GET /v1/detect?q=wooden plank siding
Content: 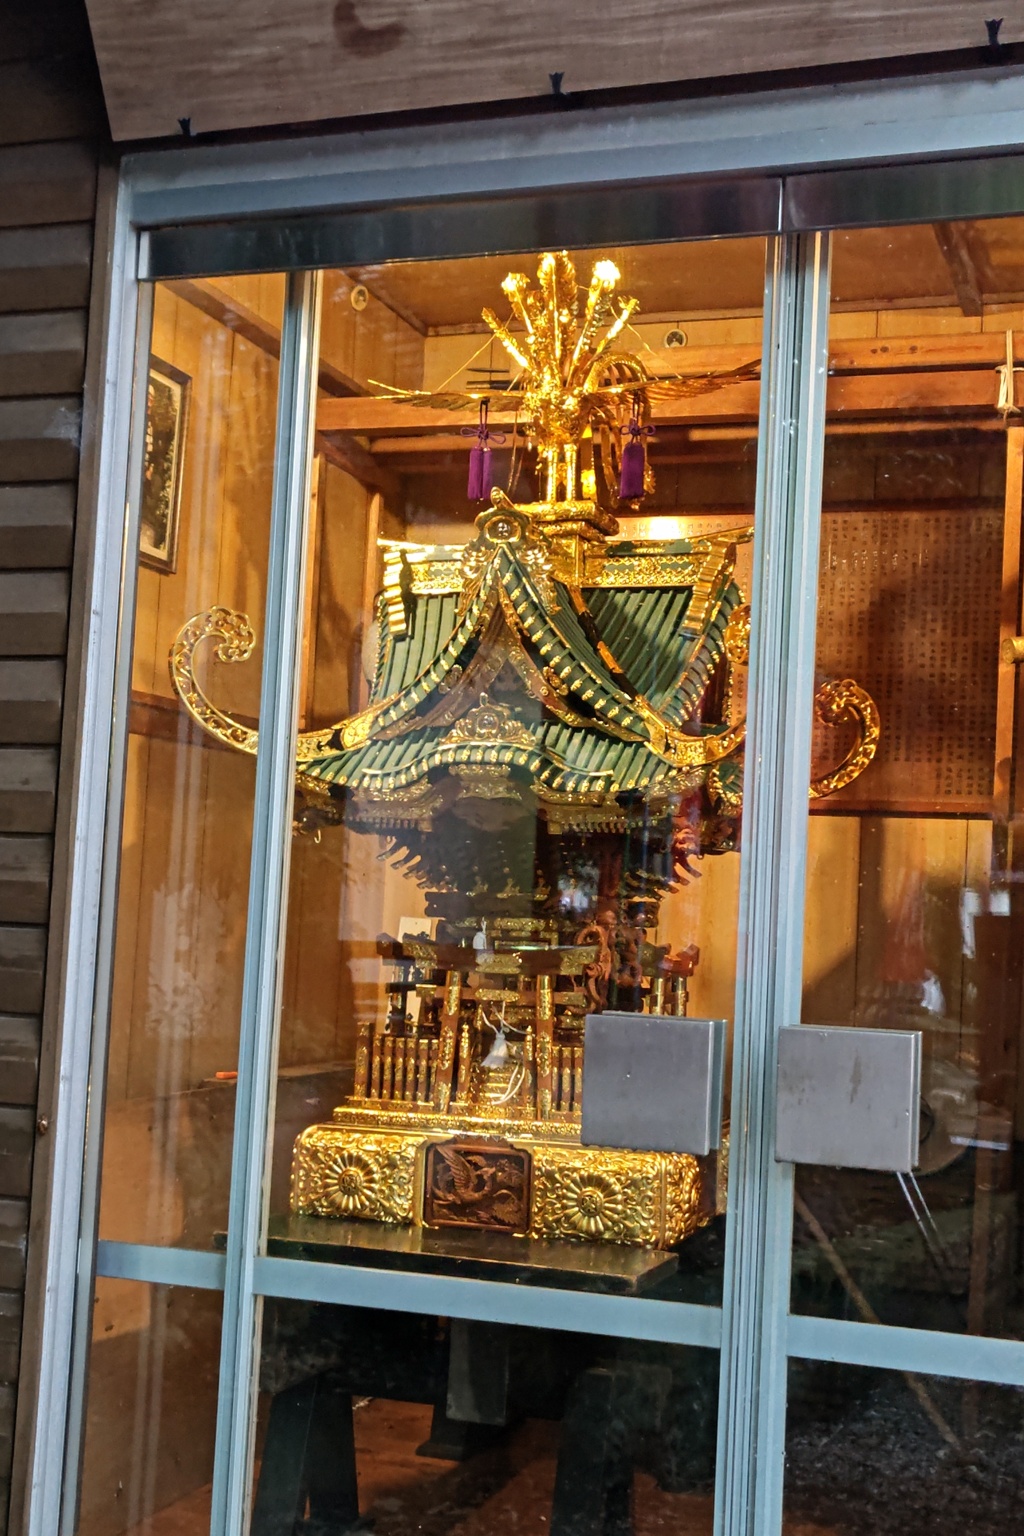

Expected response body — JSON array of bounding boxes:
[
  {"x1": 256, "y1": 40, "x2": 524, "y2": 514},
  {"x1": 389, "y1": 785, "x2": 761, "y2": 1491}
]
[
  {"x1": 0, "y1": 2, "x2": 106, "y2": 1531},
  {"x1": 80, "y1": 0, "x2": 1024, "y2": 142}
]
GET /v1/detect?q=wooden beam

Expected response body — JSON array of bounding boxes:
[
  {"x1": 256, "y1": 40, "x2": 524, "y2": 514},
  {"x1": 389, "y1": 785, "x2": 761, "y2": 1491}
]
[
  {"x1": 319, "y1": 369, "x2": 1008, "y2": 437},
  {"x1": 423, "y1": 334, "x2": 1019, "y2": 389},
  {"x1": 316, "y1": 430, "x2": 402, "y2": 498},
  {"x1": 83, "y1": 0, "x2": 1024, "y2": 143},
  {"x1": 163, "y1": 278, "x2": 364, "y2": 397},
  {"x1": 646, "y1": 332, "x2": 1020, "y2": 374},
  {"x1": 318, "y1": 384, "x2": 762, "y2": 434},
  {"x1": 684, "y1": 418, "x2": 1007, "y2": 439},
  {"x1": 932, "y1": 223, "x2": 984, "y2": 318}
]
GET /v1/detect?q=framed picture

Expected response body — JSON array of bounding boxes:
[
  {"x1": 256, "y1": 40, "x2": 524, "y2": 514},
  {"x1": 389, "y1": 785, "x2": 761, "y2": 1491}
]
[{"x1": 140, "y1": 357, "x2": 190, "y2": 573}]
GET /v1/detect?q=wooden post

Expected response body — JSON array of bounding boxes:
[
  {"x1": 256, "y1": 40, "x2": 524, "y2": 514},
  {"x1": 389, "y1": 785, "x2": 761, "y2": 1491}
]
[
  {"x1": 416, "y1": 1038, "x2": 430, "y2": 1104},
  {"x1": 368, "y1": 1026, "x2": 383, "y2": 1100},
  {"x1": 994, "y1": 424, "x2": 1024, "y2": 825},
  {"x1": 354, "y1": 1020, "x2": 372, "y2": 1098},
  {"x1": 433, "y1": 971, "x2": 461, "y2": 1112},
  {"x1": 455, "y1": 1021, "x2": 472, "y2": 1102},
  {"x1": 535, "y1": 973, "x2": 555, "y2": 1120},
  {"x1": 559, "y1": 1048, "x2": 572, "y2": 1115},
  {"x1": 381, "y1": 1035, "x2": 394, "y2": 1102}
]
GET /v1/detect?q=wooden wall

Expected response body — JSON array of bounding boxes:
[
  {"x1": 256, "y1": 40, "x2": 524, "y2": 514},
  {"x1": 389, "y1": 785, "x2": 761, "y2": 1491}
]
[{"x1": 0, "y1": 2, "x2": 105, "y2": 1530}]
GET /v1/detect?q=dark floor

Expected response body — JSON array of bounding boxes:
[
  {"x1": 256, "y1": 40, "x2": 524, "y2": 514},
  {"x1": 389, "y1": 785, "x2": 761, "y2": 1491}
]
[{"x1": 126, "y1": 1396, "x2": 836, "y2": 1536}]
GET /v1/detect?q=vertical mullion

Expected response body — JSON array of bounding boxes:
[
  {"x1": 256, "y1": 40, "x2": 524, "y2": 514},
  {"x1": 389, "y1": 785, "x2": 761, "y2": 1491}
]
[
  {"x1": 48, "y1": 209, "x2": 149, "y2": 1536},
  {"x1": 209, "y1": 268, "x2": 322, "y2": 1536},
  {"x1": 714, "y1": 231, "x2": 831, "y2": 1536}
]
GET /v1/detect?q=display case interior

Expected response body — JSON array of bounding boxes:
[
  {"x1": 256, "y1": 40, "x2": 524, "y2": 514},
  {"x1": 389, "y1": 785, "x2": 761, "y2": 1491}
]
[{"x1": 81, "y1": 219, "x2": 1024, "y2": 1536}]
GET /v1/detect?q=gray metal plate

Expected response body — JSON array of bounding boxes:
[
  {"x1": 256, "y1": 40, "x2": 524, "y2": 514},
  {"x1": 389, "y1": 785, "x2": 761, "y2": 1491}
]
[
  {"x1": 775, "y1": 1025, "x2": 922, "y2": 1172},
  {"x1": 581, "y1": 1013, "x2": 725, "y2": 1156}
]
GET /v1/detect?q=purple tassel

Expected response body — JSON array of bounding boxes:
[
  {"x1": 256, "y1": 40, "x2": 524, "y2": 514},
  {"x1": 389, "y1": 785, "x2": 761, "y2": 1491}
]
[
  {"x1": 468, "y1": 444, "x2": 494, "y2": 501},
  {"x1": 619, "y1": 394, "x2": 652, "y2": 501},
  {"x1": 619, "y1": 439, "x2": 645, "y2": 500},
  {"x1": 462, "y1": 401, "x2": 505, "y2": 501}
]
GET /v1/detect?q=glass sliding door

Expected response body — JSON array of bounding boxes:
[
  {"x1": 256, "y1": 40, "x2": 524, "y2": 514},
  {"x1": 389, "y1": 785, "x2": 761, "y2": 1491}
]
[
  {"x1": 82, "y1": 175, "x2": 1024, "y2": 1536},
  {"x1": 794, "y1": 218, "x2": 1024, "y2": 1343},
  {"x1": 86, "y1": 228, "x2": 813, "y2": 1536},
  {"x1": 784, "y1": 215, "x2": 1024, "y2": 1529},
  {"x1": 240, "y1": 238, "x2": 780, "y2": 1534},
  {"x1": 77, "y1": 273, "x2": 288, "y2": 1535}
]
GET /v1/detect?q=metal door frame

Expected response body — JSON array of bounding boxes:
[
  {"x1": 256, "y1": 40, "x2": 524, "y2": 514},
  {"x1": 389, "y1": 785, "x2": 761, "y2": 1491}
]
[{"x1": 27, "y1": 56, "x2": 1024, "y2": 1536}]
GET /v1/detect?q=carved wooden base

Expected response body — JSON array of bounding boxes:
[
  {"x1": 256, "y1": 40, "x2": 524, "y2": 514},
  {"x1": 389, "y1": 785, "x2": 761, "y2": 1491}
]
[{"x1": 291, "y1": 1109, "x2": 716, "y2": 1248}]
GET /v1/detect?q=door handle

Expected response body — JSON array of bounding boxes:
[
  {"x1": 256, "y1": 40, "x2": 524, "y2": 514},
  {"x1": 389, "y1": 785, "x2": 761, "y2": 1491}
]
[
  {"x1": 775, "y1": 1025, "x2": 922, "y2": 1172},
  {"x1": 582, "y1": 1013, "x2": 726, "y2": 1156}
]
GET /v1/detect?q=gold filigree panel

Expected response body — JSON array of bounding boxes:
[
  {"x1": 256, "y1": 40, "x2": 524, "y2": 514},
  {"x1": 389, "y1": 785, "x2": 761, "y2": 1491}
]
[{"x1": 292, "y1": 1126, "x2": 417, "y2": 1222}]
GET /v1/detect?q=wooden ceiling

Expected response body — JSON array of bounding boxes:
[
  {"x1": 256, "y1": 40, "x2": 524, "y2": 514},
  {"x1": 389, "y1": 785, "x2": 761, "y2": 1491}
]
[
  {"x1": 346, "y1": 221, "x2": 1024, "y2": 332},
  {"x1": 83, "y1": 0, "x2": 1024, "y2": 141}
]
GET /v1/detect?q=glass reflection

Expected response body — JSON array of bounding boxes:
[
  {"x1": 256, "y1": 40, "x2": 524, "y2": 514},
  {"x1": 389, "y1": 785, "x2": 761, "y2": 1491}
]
[
  {"x1": 98, "y1": 276, "x2": 282, "y2": 1247},
  {"x1": 250, "y1": 1302, "x2": 718, "y2": 1536},
  {"x1": 796, "y1": 218, "x2": 1024, "y2": 1342},
  {"x1": 77, "y1": 1282, "x2": 221, "y2": 1536},
  {"x1": 785, "y1": 1362, "x2": 1024, "y2": 1536},
  {"x1": 244, "y1": 241, "x2": 772, "y2": 1298}
]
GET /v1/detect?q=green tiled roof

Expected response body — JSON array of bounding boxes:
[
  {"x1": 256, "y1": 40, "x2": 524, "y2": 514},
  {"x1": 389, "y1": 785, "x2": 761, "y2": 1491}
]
[{"x1": 302, "y1": 530, "x2": 742, "y2": 801}]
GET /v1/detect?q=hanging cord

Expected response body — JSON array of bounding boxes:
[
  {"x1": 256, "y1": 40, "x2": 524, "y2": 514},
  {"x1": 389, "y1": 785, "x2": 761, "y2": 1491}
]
[{"x1": 460, "y1": 399, "x2": 507, "y2": 501}]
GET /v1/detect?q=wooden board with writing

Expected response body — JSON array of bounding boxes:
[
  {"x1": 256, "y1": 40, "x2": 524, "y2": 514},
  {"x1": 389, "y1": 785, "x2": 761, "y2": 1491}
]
[{"x1": 813, "y1": 509, "x2": 1004, "y2": 814}]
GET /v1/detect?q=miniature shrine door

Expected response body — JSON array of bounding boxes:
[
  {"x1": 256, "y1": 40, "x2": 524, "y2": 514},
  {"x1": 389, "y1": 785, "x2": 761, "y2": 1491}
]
[{"x1": 48, "y1": 163, "x2": 1024, "y2": 1536}]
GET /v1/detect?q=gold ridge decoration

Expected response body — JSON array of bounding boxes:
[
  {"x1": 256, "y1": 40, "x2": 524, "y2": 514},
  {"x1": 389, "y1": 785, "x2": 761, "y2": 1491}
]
[
  {"x1": 378, "y1": 251, "x2": 760, "y2": 509},
  {"x1": 168, "y1": 607, "x2": 260, "y2": 755},
  {"x1": 723, "y1": 603, "x2": 751, "y2": 668},
  {"x1": 533, "y1": 1145, "x2": 663, "y2": 1245},
  {"x1": 439, "y1": 693, "x2": 535, "y2": 751},
  {"x1": 291, "y1": 1121, "x2": 709, "y2": 1249},
  {"x1": 809, "y1": 677, "x2": 881, "y2": 799},
  {"x1": 292, "y1": 1126, "x2": 417, "y2": 1223}
]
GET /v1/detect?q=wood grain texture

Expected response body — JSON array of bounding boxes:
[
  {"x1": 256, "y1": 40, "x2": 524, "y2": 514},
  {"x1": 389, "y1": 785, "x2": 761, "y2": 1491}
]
[
  {"x1": 0, "y1": 752, "x2": 57, "y2": 834},
  {"x1": 0, "y1": 397, "x2": 81, "y2": 482},
  {"x1": 0, "y1": 1018, "x2": 40, "y2": 1107},
  {"x1": 0, "y1": 839, "x2": 51, "y2": 925},
  {"x1": 0, "y1": 1110, "x2": 33, "y2": 1201},
  {"x1": 0, "y1": 572, "x2": 69, "y2": 655},
  {"x1": 0, "y1": 1201, "x2": 26, "y2": 1291},
  {"x1": 0, "y1": 486, "x2": 75, "y2": 570},
  {"x1": 0, "y1": 4, "x2": 103, "y2": 1524},
  {"x1": 317, "y1": 368, "x2": 1010, "y2": 438},
  {"x1": 0, "y1": 141, "x2": 96, "y2": 227},
  {"x1": 0, "y1": 224, "x2": 92, "y2": 314},
  {"x1": 81, "y1": 0, "x2": 1024, "y2": 141},
  {"x1": 0, "y1": 313, "x2": 86, "y2": 399},
  {"x1": 0, "y1": 1291, "x2": 21, "y2": 1384},
  {"x1": 0, "y1": 661, "x2": 64, "y2": 744},
  {"x1": 0, "y1": 927, "x2": 45, "y2": 1016}
]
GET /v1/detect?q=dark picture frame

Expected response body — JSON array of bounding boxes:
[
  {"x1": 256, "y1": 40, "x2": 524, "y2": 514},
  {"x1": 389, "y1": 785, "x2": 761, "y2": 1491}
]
[{"x1": 140, "y1": 357, "x2": 190, "y2": 573}]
